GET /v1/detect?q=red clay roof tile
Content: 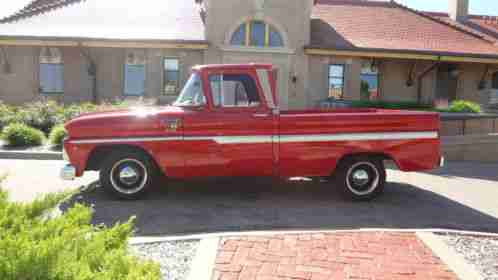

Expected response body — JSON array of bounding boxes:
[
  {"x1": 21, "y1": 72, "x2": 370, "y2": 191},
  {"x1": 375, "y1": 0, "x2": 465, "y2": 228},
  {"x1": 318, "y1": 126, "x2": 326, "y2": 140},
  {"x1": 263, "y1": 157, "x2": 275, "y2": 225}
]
[{"x1": 311, "y1": 0, "x2": 498, "y2": 57}]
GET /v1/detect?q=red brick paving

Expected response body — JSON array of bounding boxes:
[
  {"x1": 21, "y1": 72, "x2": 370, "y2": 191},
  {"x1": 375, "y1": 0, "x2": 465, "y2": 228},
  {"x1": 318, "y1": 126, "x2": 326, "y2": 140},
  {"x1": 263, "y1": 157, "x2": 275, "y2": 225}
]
[{"x1": 211, "y1": 232, "x2": 458, "y2": 280}]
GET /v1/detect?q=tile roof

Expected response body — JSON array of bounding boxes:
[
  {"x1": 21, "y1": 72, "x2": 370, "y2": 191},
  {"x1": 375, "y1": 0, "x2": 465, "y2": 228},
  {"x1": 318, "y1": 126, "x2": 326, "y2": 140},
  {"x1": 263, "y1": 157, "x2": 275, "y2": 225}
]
[
  {"x1": 310, "y1": 0, "x2": 498, "y2": 58},
  {"x1": 0, "y1": 0, "x2": 206, "y2": 42},
  {"x1": 0, "y1": 0, "x2": 82, "y2": 23},
  {"x1": 426, "y1": 12, "x2": 498, "y2": 43}
]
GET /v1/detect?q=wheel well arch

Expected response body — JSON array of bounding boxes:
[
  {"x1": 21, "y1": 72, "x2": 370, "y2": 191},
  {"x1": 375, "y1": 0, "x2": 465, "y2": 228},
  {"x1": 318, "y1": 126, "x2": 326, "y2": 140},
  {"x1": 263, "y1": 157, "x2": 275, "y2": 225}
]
[
  {"x1": 85, "y1": 144, "x2": 161, "y2": 173},
  {"x1": 336, "y1": 152, "x2": 397, "y2": 167}
]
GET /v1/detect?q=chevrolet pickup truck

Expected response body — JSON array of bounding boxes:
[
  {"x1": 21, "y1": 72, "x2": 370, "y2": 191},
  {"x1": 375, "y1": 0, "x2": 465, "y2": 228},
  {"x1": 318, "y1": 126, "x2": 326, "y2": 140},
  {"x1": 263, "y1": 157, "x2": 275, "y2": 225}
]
[{"x1": 61, "y1": 64, "x2": 442, "y2": 201}]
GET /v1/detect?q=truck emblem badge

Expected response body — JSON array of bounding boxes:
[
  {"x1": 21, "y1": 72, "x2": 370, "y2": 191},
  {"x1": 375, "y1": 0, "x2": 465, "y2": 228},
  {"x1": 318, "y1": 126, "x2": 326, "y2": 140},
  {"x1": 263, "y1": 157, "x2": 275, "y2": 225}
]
[{"x1": 163, "y1": 119, "x2": 182, "y2": 132}]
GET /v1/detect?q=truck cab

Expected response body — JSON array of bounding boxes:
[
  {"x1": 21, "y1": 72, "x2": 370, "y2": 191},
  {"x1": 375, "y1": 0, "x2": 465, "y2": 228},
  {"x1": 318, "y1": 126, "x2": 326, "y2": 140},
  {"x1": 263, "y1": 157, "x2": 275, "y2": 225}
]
[{"x1": 62, "y1": 64, "x2": 442, "y2": 201}]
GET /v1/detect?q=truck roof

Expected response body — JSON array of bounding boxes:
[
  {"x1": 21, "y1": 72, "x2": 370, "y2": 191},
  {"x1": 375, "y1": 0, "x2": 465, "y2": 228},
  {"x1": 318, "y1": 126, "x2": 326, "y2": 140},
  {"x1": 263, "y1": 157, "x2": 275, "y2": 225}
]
[{"x1": 192, "y1": 63, "x2": 273, "y2": 71}]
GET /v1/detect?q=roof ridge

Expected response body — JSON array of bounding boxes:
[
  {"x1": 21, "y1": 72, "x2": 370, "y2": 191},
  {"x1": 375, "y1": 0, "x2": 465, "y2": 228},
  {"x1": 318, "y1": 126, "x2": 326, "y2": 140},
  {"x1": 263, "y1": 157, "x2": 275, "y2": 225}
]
[
  {"x1": 391, "y1": 0, "x2": 497, "y2": 44},
  {"x1": 0, "y1": 0, "x2": 84, "y2": 24}
]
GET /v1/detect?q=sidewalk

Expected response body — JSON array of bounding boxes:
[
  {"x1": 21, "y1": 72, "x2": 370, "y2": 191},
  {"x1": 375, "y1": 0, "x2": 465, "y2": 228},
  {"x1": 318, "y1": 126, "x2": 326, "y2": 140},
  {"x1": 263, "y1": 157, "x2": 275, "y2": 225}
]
[{"x1": 210, "y1": 232, "x2": 457, "y2": 280}]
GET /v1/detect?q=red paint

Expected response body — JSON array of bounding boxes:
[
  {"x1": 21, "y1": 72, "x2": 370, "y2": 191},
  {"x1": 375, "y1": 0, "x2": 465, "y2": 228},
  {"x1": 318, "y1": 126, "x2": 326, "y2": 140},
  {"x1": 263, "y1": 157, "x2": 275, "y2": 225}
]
[{"x1": 64, "y1": 64, "x2": 441, "y2": 179}]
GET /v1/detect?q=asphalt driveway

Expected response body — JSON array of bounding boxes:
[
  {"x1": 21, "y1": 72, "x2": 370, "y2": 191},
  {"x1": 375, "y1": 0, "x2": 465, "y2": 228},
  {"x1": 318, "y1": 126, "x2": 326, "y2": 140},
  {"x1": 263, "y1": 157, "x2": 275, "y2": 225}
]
[{"x1": 1, "y1": 159, "x2": 497, "y2": 236}]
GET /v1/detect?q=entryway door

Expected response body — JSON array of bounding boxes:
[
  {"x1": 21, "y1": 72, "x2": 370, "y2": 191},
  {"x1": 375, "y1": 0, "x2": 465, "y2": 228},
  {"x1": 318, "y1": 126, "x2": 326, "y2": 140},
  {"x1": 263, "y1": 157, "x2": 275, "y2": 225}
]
[{"x1": 436, "y1": 64, "x2": 458, "y2": 107}]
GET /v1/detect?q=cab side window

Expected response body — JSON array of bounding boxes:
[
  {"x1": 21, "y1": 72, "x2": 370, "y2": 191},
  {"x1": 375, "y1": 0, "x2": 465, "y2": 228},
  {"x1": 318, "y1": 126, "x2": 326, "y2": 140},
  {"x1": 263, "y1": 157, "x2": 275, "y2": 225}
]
[{"x1": 209, "y1": 74, "x2": 261, "y2": 108}]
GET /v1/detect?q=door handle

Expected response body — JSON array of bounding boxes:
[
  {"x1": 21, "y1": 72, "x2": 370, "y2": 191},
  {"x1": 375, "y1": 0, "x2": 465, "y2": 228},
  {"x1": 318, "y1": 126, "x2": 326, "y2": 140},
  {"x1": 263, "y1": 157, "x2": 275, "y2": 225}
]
[{"x1": 253, "y1": 113, "x2": 270, "y2": 118}]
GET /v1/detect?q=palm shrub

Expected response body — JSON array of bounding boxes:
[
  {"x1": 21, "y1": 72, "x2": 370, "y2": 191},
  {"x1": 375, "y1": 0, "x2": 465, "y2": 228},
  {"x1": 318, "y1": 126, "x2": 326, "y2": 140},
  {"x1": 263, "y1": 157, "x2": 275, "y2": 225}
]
[
  {"x1": 2, "y1": 123, "x2": 45, "y2": 147},
  {"x1": 49, "y1": 124, "x2": 67, "y2": 146},
  {"x1": 0, "y1": 187, "x2": 161, "y2": 280}
]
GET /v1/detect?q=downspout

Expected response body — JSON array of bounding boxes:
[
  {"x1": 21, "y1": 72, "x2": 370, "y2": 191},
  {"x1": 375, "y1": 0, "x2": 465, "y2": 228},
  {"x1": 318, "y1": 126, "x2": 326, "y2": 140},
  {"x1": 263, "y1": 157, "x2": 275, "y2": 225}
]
[{"x1": 417, "y1": 59, "x2": 440, "y2": 104}]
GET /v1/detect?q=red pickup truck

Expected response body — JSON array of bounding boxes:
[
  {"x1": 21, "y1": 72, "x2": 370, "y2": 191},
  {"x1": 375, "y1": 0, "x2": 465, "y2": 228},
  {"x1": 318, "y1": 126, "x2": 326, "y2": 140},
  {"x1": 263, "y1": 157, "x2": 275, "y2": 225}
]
[{"x1": 61, "y1": 64, "x2": 442, "y2": 201}]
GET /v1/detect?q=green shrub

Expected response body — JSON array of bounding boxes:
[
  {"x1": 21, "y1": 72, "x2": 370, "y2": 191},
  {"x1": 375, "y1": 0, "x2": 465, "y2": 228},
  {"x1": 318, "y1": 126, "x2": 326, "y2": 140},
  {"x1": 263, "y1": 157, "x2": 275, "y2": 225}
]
[
  {"x1": 0, "y1": 102, "x2": 20, "y2": 132},
  {"x1": 448, "y1": 100, "x2": 481, "y2": 113},
  {"x1": 2, "y1": 123, "x2": 45, "y2": 147},
  {"x1": 15, "y1": 101, "x2": 61, "y2": 134},
  {"x1": 0, "y1": 187, "x2": 160, "y2": 280},
  {"x1": 49, "y1": 125, "x2": 67, "y2": 146}
]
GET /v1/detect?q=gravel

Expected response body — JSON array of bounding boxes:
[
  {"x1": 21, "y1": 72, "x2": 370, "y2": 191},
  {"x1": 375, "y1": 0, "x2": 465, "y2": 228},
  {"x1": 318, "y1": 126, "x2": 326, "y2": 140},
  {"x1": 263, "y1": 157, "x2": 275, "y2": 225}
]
[
  {"x1": 130, "y1": 240, "x2": 199, "y2": 280},
  {"x1": 439, "y1": 233, "x2": 498, "y2": 280}
]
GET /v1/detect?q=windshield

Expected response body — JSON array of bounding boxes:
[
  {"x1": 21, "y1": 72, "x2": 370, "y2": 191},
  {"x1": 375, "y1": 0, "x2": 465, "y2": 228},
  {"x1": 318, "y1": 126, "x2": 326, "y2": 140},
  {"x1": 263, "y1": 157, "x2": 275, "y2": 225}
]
[{"x1": 173, "y1": 73, "x2": 206, "y2": 107}]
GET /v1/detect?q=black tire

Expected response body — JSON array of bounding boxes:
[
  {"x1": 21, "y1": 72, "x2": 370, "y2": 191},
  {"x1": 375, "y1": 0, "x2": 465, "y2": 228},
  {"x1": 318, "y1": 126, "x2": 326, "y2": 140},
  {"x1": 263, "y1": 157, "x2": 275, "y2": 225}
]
[
  {"x1": 334, "y1": 156, "x2": 386, "y2": 201},
  {"x1": 99, "y1": 150, "x2": 158, "y2": 200}
]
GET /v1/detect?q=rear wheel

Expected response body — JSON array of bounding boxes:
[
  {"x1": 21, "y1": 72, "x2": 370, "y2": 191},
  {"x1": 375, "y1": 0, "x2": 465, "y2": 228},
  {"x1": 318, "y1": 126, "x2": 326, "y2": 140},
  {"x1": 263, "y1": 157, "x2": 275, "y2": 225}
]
[
  {"x1": 100, "y1": 150, "x2": 158, "y2": 200},
  {"x1": 335, "y1": 156, "x2": 386, "y2": 201}
]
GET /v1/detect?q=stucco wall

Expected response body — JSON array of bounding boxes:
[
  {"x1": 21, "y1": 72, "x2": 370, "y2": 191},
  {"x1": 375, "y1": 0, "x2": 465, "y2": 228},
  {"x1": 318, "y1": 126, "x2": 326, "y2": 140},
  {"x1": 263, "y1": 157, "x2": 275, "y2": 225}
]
[
  {"x1": 0, "y1": 46, "x2": 204, "y2": 105},
  {"x1": 203, "y1": 0, "x2": 313, "y2": 109},
  {"x1": 0, "y1": 46, "x2": 38, "y2": 104}
]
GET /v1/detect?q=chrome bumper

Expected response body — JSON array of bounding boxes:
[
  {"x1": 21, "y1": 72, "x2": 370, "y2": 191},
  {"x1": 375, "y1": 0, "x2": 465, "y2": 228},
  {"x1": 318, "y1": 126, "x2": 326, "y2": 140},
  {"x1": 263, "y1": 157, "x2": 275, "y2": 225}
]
[{"x1": 60, "y1": 164, "x2": 76, "y2": 181}]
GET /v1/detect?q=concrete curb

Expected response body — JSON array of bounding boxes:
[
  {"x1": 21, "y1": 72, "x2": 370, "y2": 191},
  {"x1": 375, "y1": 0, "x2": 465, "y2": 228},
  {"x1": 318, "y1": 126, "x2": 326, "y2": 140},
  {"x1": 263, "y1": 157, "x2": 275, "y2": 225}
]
[
  {"x1": 417, "y1": 232, "x2": 483, "y2": 280},
  {"x1": 128, "y1": 228, "x2": 498, "y2": 244},
  {"x1": 0, "y1": 150, "x2": 62, "y2": 160},
  {"x1": 187, "y1": 237, "x2": 219, "y2": 280}
]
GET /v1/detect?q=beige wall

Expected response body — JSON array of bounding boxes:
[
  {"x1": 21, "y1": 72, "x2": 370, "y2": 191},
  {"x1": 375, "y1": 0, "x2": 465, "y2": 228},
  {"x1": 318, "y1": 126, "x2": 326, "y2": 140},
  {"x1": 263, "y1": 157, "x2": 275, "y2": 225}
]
[
  {"x1": 203, "y1": 0, "x2": 314, "y2": 109},
  {"x1": 0, "y1": 46, "x2": 39, "y2": 104},
  {"x1": 0, "y1": 46, "x2": 204, "y2": 105},
  {"x1": 306, "y1": 55, "x2": 495, "y2": 107}
]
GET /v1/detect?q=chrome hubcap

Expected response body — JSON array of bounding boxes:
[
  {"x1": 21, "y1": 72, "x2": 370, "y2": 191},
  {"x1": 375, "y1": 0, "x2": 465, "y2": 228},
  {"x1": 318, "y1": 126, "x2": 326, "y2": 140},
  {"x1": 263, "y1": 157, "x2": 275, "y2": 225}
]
[
  {"x1": 119, "y1": 166, "x2": 140, "y2": 186},
  {"x1": 346, "y1": 162, "x2": 380, "y2": 196},
  {"x1": 351, "y1": 169, "x2": 369, "y2": 186},
  {"x1": 110, "y1": 159, "x2": 148, "y2": 195}
]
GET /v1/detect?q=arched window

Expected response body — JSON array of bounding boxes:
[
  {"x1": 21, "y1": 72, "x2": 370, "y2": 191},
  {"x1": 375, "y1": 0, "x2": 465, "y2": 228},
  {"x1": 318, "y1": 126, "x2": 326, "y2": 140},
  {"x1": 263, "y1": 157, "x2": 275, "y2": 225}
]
[
  {"x1": 39, "y1": 47, "x2": 64, "y2": 94},
  {"x1": 230, "y1": 20, "x2": 284, "y2": 47}
]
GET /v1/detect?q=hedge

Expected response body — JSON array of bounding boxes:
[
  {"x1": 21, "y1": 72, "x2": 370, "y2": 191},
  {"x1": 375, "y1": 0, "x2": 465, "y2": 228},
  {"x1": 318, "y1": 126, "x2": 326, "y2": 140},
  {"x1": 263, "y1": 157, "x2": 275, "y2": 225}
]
[
  {"x1": 2, "y1": 123, "x2": 45, "y2": 147},
  {"x1": 0, "y1": 186, "x2": 161, "y2": 280}
]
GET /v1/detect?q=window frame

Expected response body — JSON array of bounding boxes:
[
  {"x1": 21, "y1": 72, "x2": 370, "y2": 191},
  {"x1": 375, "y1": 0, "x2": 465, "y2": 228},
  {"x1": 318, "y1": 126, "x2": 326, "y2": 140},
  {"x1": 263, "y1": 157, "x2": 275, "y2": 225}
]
[
  {"x1": 163, "y1": 57, "x2": 181, "y2": 96},
  {"x1": 360, "y1": 63, "x2": 380, "y2": 101},
  {"x1": 206, "y1": 70, "x2": 266, "y2": 112},
  {"x1": 328, "y1": 64, "x2": 345, "y2": 100},
  {"x1": 39, "y1": 47, "x2": 64, "y2": 95},
  {"x1": 230, "y1": 20, "x2": 284, "y2": 48},
  {"x1": 123, "y1": 63, "x2": 146, "y2": 97}
]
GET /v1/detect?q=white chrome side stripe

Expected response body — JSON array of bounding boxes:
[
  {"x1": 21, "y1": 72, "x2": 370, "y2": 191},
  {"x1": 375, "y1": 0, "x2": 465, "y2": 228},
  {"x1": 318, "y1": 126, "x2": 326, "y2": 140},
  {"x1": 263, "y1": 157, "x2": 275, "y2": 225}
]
[
  {"x1": 279, "y1": 131, "x2": 438, "y2": 143},
  {"x1": 68, "y1": 131, "x2": 437, "y2": 145},
  {"x1": 69, "y1": 136, "x2": 183, "y2": 144}
]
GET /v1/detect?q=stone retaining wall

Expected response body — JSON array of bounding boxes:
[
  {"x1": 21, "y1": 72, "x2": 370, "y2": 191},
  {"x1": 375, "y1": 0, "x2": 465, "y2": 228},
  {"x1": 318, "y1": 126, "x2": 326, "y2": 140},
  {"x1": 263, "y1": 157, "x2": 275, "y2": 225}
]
[{"x1": 441, "y1": 113, "x2": 498, "y2": 162}]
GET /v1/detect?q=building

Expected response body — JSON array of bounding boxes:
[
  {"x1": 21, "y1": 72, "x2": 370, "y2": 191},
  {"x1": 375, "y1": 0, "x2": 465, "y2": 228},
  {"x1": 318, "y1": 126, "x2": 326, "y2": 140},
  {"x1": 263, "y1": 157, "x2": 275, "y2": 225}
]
[{"x1": 1, "y1": 0, "x2": 498, "y2": 109}]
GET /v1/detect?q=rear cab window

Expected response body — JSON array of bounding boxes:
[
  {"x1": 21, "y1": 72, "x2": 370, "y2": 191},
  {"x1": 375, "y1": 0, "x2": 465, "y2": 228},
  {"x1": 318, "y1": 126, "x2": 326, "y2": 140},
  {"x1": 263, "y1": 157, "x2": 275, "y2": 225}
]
[{"x1": 208, "y1": 74, "x2": 261, "y2": 108}]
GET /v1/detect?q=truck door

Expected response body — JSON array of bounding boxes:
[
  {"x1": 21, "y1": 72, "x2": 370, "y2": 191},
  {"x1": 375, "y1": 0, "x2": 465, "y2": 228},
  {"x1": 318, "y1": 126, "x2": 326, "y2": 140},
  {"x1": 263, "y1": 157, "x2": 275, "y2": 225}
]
[{"x1": 204, "y1": 69, "x2": 275, "y2": 177}]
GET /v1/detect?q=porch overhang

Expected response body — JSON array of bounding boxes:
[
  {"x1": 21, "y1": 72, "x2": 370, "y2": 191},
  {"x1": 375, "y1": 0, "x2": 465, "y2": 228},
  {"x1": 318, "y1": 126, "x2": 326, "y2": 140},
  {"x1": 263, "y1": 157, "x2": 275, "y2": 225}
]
[
  {"x1": 305, "y1": 47, "x2": 498, "y2": 64},
  {"x1": 0, "y1": 36, "x2": 209, "y2": 50}
]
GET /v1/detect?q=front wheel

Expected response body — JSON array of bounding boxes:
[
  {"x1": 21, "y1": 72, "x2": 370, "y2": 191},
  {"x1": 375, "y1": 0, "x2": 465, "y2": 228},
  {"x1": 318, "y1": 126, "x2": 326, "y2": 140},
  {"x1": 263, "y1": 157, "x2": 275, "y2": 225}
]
[
  {"x1": 100, "y1": 150, "x2": 158, "y2": 200},
  {"x1": 334, "y1": 156, "x2": 386, "y2": 201}
]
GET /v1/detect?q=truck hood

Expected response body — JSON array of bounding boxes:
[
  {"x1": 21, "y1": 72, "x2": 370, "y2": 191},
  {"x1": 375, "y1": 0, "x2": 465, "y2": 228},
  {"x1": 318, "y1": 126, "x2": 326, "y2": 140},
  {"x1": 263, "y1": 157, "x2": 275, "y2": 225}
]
[{"x1": 65, "y1": 106, "x2": 184, "y2": 139}]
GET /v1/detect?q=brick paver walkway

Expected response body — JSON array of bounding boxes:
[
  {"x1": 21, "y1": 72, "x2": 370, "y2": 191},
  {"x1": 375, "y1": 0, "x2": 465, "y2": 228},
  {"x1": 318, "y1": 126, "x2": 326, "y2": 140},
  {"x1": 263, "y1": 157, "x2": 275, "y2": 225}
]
[{"x1": 212, "y1": 232, "x2": 458, "y2": 280}]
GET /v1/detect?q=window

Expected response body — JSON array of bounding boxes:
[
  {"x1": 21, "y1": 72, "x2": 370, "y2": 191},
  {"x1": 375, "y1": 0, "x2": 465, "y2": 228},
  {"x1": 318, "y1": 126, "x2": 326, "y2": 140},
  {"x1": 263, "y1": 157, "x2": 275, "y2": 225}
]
[
  {"x1": 360, "y1": 62, "x2": 379, "y2": 100},
  {"x1": 209, "y1": 74, "x2": 261, "y2": 107},
  {"x1": 39, "y1": 47, "x2": 63, "y2": 94},
  {"x1": 173, "y1": 73, "x2": 206, "y2": 107},
  {"x1": 328, "y1": 64, "x2": 344, "y2": 99},
  {"x1": 230, "y1": 20, "x2": 284, "y2": 47},
  {"x1": 124, "y1": 50, "x2": 146, "y2": 96},
  {"x1": 164, "y1": 58, "x2": 180, "y2": 95}
]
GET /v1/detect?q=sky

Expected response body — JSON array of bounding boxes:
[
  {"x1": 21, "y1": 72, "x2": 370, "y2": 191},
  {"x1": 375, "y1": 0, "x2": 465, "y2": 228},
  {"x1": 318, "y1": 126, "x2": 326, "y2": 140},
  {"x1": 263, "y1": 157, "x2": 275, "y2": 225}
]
[
  {"x1": 1, "y1": 0, "x2": 498, "y2": 19},
  {"x1": 395, "y1": 0, "x2": 498, "y2": 15}
]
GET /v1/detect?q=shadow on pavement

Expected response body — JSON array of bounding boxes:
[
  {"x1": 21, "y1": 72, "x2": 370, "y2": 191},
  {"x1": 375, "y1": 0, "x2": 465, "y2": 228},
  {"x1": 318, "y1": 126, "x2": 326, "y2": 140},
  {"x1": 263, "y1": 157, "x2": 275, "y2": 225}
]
[
  {"x1": 426, "y1": 161, "x2": 498, "y2": 182},
  {"x1": 61, "y1": 177, "x2": 498, "y2": 236}
]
